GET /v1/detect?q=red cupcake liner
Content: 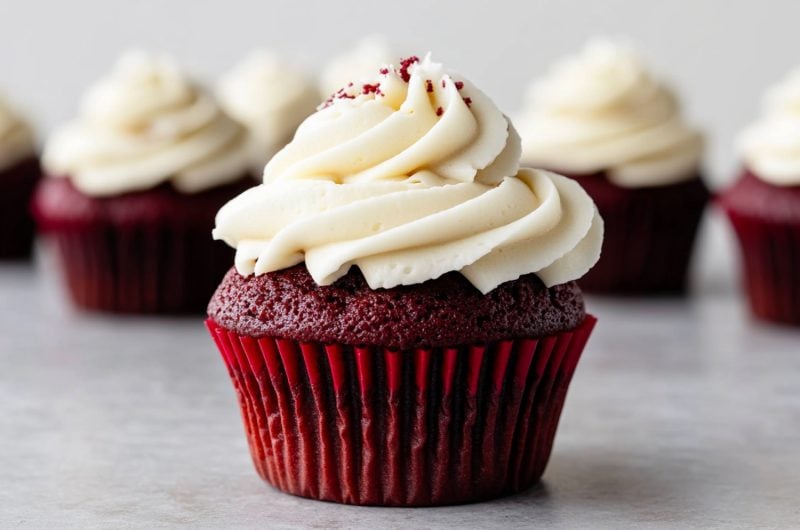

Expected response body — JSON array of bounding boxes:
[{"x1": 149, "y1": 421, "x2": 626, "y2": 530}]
[
  {"x1": 206, "y1": 315, "x2": 597, "y2": 506},
  {"x1": 44, "y1": 223, "x2": 234, "y2": 313},
  {"x1": 0, "y1": 156, "x2": 41, "y2": 259},
  {"x1": 725, "y1": 208, "x2": 800, "y2": 325},
  {"x1": 567, "y1": 172, "x2": 710, "y2": 295}
]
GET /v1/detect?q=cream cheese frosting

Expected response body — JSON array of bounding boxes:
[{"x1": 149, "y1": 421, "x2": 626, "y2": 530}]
[
  {"x1": 518, "y1": 40, "x2": 703, "y2": 188},
  {"x1": 0, "y1": 95, "x2": 36, "y2": 172},
  {"x1": 43, "y1": 51, "x2": 251, "y2": 197},
  {"x1": 319, "y1": 36, "x2": 396, "y2": 99},
  {"x1": 214, "y1": 55, "x2": 602, "y2": 293},
  {"x1": 218, "y1": 51, "x2": 318, "y2": 174},
  {"x1": 739, "y1": 68, "x2": 800, "y2": 186}
]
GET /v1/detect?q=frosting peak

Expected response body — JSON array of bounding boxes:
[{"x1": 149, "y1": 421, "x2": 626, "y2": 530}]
[
  {"x1": 0, "y1": 94, "x2": 36, "y2": 172},
  {"x1": 518, "y1": 40, "x2": 703, "y2": 187},
  {"x1": 215, "y1": 55, "x2": 603, "y2": 293},
  {"x1": 739, "y1": 68, "x2": 800, "y2": 186},
  {"x1": 218, "y1": 51, "x2": 318, "y2": 174},
  {"x1": 43, "y1": 51, "x2": 250, "y2": 197}
]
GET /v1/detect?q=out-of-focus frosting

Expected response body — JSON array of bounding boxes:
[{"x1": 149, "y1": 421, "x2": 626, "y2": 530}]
[
  {"x1": 214, "y1": 55, "x2": 603, "y2": 293},
  {"x1": 0, "y1": 95, "x2": 36, "y2": 171},
  {"x1": 319, "y1": 36, "x2": 396, "y2": 99},
  {"x1": 518, "y1": 40, "x2": 703, "y2": 188},
  {"x1": 218, "y1": 51, "x2": 318, "y2": 174},
  {"x1": 43, "y1": 51, "x2": 250, "y2": 197},
  {"x1": 739, "y1": 68, "x2": 800, "y2": 186}
]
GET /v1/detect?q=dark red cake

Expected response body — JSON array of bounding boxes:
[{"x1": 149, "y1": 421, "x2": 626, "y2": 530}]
[
  {"x1": 719, "y1": 169, "x2": 800, "y2": 325},
  {"x1": 556, "y1": 170, "x2": 710, "y2": 295},
  {"x1": 207, "y1": 266, "x2": 595, "y2": 506},
  {"x1": 33, "y1": 176, "x2": 254, "y2": 313},
  {"x1": 0, "y1": 156, "x2": 41, "y2": 259}
]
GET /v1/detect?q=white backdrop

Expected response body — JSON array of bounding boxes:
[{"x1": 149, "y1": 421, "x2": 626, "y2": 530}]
[{"x1": 5, "y1": 0, "x2": 798, "y2": 288}]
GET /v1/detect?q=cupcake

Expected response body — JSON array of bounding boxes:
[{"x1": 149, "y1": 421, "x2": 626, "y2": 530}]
[
  {"x1": 719, "y1": 69, "x2": 800, "y2": 325},
  {"x1": 218, "y1": 51, "x2": 318, "y2": 175},
  {"x1": 32, "y1": 52, "x2": 253, "y2": 313},
  {"x1": 0, "y1": 94, "x2": 40, "y2": 259},
  {"x1": 518, "y1": 40, "x2": 709, "y2": 294},
  {"x1": 207, "y1": 54, "x2": 603, "y2": 506},
  {"x1": 319, "y1": 35, "x2": 395, "y2": 98}
]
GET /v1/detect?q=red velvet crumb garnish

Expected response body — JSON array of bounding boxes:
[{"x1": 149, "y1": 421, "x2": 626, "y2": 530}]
[
  {"x1": 379, "y1": 67, "x2": 389, "y2": 75},
  {"x1": 362, "y1": 83, "x2": 382, "y2": 95},
  {"x1": 455, "y1": 81, "x2": 464, "y2": 90},
  {"x1": 436, "y1": 107, "x2": 443, "y2": 116},
  {"x1": 398, "y1": 56, "x2": 420, "y2": 83},
  {"x1": 462, "y1": 97, "x2": 472, "y2": 107},
  {"x1": 426, "y1": 80, "x2": 433, "y2": 93}
]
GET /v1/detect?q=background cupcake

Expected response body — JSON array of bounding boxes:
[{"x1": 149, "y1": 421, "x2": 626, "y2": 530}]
[
  {"x1": 218, "y1": 51, "x2": 318, "y2": 175},
  {"x1": 719, "y1": 69, "x2": 800, "y2": 325},
  {"x1": 318, "y1": 35, "x2": 396, "y2": 98},
  {"x1": 518, "y1": 39, "x2": 709, "y2": 294},
  {"x1": 207, "y1": 55, "x2": 603, "y2": 506},
  {"x1": 0, "y1": 94, "x2": 40, "y2": 259},
  {"x1": 33, "y1": 51, "x2": 253, "y2": 313}
]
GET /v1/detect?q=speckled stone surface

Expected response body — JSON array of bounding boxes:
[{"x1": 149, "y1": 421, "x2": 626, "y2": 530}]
[{"x1": 1, "y1": 233, "x2": 800, "y2": 527}]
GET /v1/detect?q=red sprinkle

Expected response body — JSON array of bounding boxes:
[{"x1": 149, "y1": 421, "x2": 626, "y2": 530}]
[
  {"x1": 455, "y1": 81, "x2": 464, "y2": 90},
  {"x1": 462, "y1": 97, "x2": 472, "y2": 107},
  {"x1": 436, "y1": 107, "x2": 443, "y2": 116},
  {"x1": 397, "y1": 56, "x2": 420, "y2": 83},
  {"x1": 426, "y1": 80, "x2": 433, "y2": 93},
  {"x1": 379, "y1": 67, "x2": 389, "y2": 75}
]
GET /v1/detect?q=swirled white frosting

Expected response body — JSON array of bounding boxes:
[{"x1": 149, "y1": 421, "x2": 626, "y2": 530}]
[
  {"x1": 0, "y1": 95, "x2": 36, "y2": 172},
  {"x1": 739, "y1": 68, "x2": 800, "y2": 186},
  {"x1": 319, "y1": 36, "x2": 396, "y2": 98},
  {"x1": 518, "y1": 40, "x2": 703, "y2": 188},
  {"x1": 43, "y1": 51, "x2": 251, "y2": 197},
  {"x1": 218, "y1": 51, "x2": 318, "y2": 174},
  {"x1": 214, "y1": 55, "x2": 603, "y2": 293}
]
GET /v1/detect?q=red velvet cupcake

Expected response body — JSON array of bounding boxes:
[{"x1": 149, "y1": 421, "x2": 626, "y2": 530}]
[
  {"x1": 0, "y1": 95, "x2": 40, "y2": 259},
  {"x1": 207, "y1": 55, "x2": 604, "y2": 506},
  {"x1": 719, "y1": 69, "x2": 800, "y2": 325},
  {"x1": 518, "y1": 40, "x2": 708, "y2": 294},
  {"x1": 32, "y1": 52, "x2": 254, "y2": 313}
]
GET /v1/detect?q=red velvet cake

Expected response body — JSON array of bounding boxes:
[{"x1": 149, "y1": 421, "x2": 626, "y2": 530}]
[{"x1": 206, "y1": 55, "x2": 604, "y2": 506}]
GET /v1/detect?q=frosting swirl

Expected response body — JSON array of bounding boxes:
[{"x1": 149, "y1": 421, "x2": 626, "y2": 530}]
[
  {"x1": 43, "y1": 51, "x2": 250, "y2": 197},
  {"x1": 0, "y1": 94, "x2": 36, "y2": 172},
  {"x1": 518, "y1": 40, "x2": 703, "y2": 188},
  {"x1": 214, "y1": 55, "x2": 603, "y2": 293},
  {"x1": 319, "y1": 36, "x2": 396, "y2": 99},
  {"x1": 218, "y1": 51, "x2": 318, "y2": 174},
  {"x1": 739, "y1": 68, "x2": 800, "y2": 186}
]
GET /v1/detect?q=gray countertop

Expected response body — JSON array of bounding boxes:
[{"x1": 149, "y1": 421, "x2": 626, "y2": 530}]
[{"x1": 1, "y1": 255, "x2": 799, "y2": 529}]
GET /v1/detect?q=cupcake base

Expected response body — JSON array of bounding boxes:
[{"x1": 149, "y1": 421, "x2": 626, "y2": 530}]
[
  {"x1": 206, "y1": 315, "x2": 596, "y2": 506},
  {"x1": 0, "y1": 156, "x2": 41, "y2": 259},
  {"x1": 563, "y1": 171, "x2": 710, "y2": 295},
  {"x1": 33, "y1": 176, "x2": 254, "y2": 314},
  {"x1": 720, "y1": 170, "x2": 800, "y2": 325}
]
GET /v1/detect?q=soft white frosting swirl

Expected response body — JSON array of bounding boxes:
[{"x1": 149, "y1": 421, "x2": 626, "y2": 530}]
[
  {"x1": 214, "y1": 55, "x2": 603, "y2": 293},
  {"x1": 739, "y1": 68, "x2": 800, "y2": 186},
  {"x1": 43, "y1": 51, "x2": 251, "y2": 197},
  {"x1": 0, "y1": 94, "x2": 36, "y2": 172},
  {"x1": 319, "y1": 36, "x2": 396, "y2": 98},
  {"x1": 518, "y1": 40, "x2": 703, "y2": 188},
  {"x1": 218, "y1": 51, "x2": 318, "y2": 174}
]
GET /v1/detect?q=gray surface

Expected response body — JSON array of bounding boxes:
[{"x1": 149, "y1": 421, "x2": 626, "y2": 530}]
[{"x1": 1, "y1": 260, "x2": 799, "y2": 529}]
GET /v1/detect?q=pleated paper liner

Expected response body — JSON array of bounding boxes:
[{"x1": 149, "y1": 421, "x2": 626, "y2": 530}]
[
  {"x1": 44, "y1": 223, "x2": 234, "y2": 313},
  {"x1": 0, "y1": 156, "x2": 40, "y2": 259},
  {"x1": 207, "y1": 315, "x2": 597, "y2": 507},
  {"x1": 568, "y1": 172, "x2": 710, "y2": 295},
  {"x1": 725, "y1": 208, "x2": 800, "y2": 325}
]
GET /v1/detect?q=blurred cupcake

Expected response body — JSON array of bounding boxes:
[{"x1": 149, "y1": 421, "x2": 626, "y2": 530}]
[
  {"x1": 207, "y1": 55, "x2": 603, "y2": 506},
  {"x1": 33, "y1": 51, "x2": 253, "y2": 313},
  {"x1": 719, "y1": 69, "x2": 800, "y2": 325},
  {"x1": 518, "y1": 40, "x2": 709, "y2": 294},
  {"x1": 218, "y1": 51, "x2": 318, "y2": 175},
  {"x1": 0, "y1": 94, "x2": 40, "y2": 259},
  {"x1": 319, "y1": 35, "x2": 395, "y2": 98}
]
